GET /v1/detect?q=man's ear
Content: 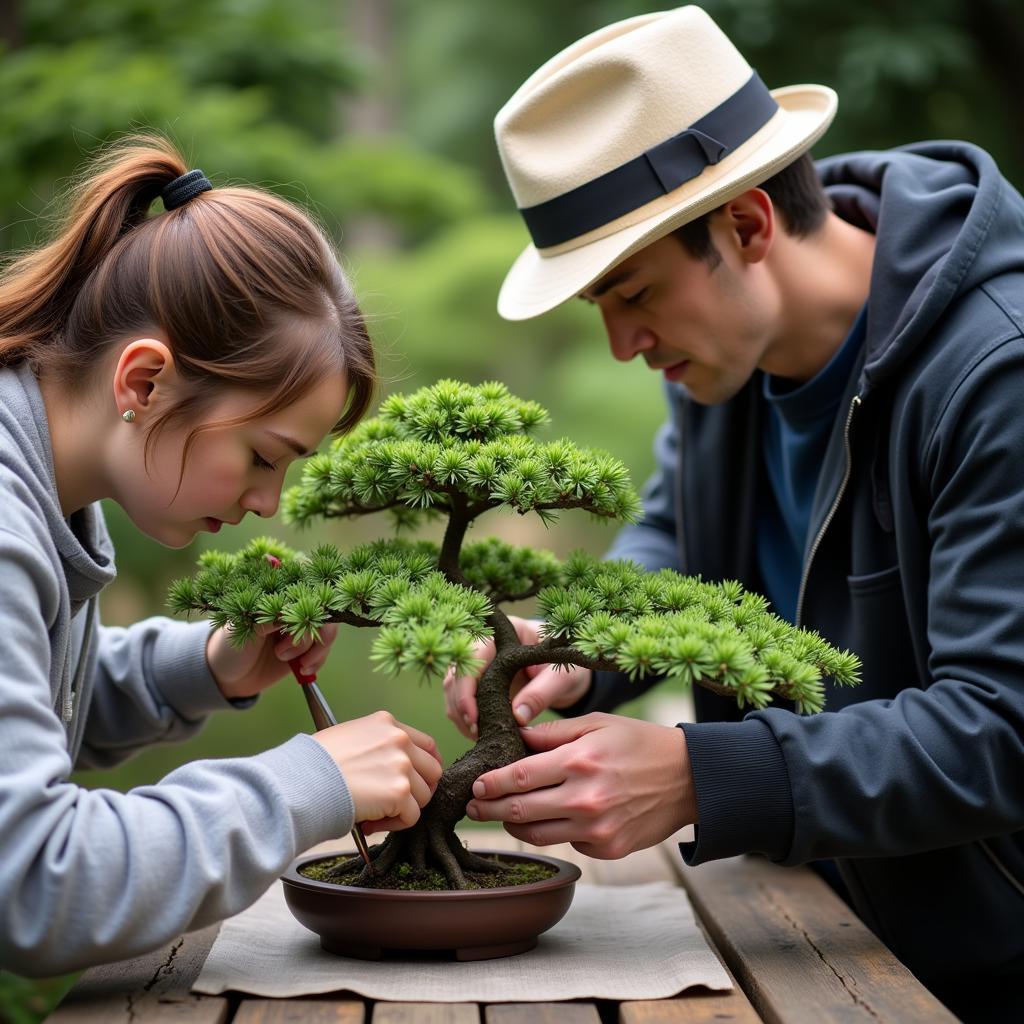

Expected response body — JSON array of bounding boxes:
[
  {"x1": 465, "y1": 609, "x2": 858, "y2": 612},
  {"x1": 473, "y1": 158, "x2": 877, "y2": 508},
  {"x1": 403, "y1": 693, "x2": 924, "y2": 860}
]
[
  {"x1": 112, "y1": 339, "x2": 176, "y2": 419},
  {"x1": 719, "y1": 188, "x2": 774, "y2": 264}
]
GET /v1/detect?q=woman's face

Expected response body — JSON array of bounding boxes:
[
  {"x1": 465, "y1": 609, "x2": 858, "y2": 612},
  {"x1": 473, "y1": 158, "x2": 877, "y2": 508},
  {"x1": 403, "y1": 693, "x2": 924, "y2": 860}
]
[{"x1": 117, "y1": 372, "x2": 348, "y2": 548}]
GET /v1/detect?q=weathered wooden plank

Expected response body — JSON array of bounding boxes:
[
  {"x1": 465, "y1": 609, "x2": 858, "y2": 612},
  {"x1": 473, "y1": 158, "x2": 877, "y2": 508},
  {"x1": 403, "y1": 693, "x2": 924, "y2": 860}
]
[
  {"x1": 45, "y1": 993, "x2": 227, "y2": 1024},
  {"x1": 373, "y1": 1003, "x2": 479, "y2": 1024},
  {"x1": 234, "y1": 1000, "x2": 364, "y2": 1023},
  {"x1": 46, "y1": 922, "x2": 225, "y2": 1023},
  {"x1": 662, "y1": 848, "x2": 958, "y2": 1024},
  {"x1": 620, "y1": 992, "x2": 761, "y2": 1023},
  {"x1": 485, "y1": 1005, "x2": 600, "y2": 1024}
]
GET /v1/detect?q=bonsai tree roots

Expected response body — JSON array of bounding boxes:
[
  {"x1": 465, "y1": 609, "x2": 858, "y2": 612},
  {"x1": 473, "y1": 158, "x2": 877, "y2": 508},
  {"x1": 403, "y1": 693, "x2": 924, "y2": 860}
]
[{"x1": 170, "y1": 380, "x2": 860, "y2": 889}]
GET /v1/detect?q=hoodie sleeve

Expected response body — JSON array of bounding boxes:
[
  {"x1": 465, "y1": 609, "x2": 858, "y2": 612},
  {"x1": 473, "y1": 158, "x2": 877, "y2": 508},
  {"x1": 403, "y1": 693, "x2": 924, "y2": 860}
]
[
  {"x1": 75, "y1": 616, "x2": 251, "y2": 770},
  {"x1": 681, "y1": 333, "x2": 1024, "y2": 866},
  {"x1": 0, "y1": 529, "x2": 356, "y2": 976}
]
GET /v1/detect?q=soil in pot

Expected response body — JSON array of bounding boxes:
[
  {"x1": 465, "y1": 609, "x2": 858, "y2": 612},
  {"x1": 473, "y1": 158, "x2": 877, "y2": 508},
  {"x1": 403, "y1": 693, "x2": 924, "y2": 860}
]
[
  {"x1": 298, "y1": 851, "x2": 558, "y2": 890},
  {"x1": 282, "y1": 849, "x2": 581, "y2": 961}
]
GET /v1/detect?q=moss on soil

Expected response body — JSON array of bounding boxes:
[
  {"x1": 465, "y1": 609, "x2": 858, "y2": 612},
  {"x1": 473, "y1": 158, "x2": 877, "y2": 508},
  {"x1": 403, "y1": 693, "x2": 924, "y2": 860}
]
[{"x1": 298, "y1": 853, "x2": 558, "y2": 891}]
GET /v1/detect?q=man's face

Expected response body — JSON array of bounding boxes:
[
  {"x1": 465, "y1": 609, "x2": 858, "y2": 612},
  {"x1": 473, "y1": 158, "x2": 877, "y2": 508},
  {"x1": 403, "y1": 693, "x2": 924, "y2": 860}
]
[{"x1": 581, "y1": 228, "x2": 778, "y2": 405}]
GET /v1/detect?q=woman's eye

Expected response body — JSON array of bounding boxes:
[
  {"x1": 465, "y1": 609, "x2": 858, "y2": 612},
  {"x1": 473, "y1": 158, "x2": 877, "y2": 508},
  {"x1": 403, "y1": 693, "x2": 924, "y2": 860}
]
[
  {"x1": 253, "y1": 451, "x2": 276, "y2": 471},
  {"x1": 623, "y1": 287, "x2": 649, "y2": 305}
]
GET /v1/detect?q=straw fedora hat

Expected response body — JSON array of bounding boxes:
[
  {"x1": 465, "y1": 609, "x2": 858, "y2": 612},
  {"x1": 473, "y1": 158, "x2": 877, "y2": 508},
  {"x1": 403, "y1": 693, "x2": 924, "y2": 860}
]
[{"x1": 495, "y1": 5, "x2": 837, "y2": 320}]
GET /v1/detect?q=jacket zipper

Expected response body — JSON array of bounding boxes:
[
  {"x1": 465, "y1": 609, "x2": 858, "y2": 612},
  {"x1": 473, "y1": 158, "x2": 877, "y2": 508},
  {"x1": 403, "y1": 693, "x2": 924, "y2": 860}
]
[{"x1": 795, "y1": 394, "x2": 862, "y2": 627}]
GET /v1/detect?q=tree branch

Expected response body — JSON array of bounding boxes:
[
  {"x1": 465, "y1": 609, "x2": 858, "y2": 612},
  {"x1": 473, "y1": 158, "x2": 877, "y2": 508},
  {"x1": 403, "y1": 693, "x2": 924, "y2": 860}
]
[{"x1": 483, "y1": 582, "x2": 546, "y2": 606}]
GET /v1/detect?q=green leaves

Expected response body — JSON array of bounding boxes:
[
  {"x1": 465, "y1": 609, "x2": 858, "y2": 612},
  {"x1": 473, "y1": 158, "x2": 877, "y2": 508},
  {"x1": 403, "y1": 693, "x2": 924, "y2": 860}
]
[
  {"x1": 169, "y1": 379, "x2": 862, "y2": 714},
  {"x1": 282, "y1": 380, "x2": 642, "y2": 528},
  {"x1": 538, "y1": 554, "x2": 860, "y2": 712},
  {"x1": 168, "y1": 536, "x2": 493, "y2": 678}
]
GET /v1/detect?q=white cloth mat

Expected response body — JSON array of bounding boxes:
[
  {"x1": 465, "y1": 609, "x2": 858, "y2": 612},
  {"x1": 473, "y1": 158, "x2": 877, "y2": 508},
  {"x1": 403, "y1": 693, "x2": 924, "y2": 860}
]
[{"x1": 193, "y1": 879, "x2": 732, "y2": 1001}]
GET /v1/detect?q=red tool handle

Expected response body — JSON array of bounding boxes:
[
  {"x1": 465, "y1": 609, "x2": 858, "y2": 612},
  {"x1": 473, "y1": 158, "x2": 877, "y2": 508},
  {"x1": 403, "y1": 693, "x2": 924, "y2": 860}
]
[{"x1": 288, "y1": 660, "x2": 317, "y2": 686}]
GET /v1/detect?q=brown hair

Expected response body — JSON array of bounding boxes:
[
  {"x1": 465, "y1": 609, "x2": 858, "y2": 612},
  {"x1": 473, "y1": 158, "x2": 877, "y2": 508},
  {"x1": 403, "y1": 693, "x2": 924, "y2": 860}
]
[
  {"x1": 673, "y1": 153, "x2": 832, "y2": 267},
  {"x1": 0, "y1": 134, "x2": 376, "y2": 481}
]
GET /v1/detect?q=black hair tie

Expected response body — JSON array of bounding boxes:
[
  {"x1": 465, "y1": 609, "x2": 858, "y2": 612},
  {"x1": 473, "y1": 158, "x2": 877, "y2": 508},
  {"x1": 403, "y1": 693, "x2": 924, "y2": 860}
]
[{"x1": 161, "y1": 169, "x2": 213, "y2": 211}]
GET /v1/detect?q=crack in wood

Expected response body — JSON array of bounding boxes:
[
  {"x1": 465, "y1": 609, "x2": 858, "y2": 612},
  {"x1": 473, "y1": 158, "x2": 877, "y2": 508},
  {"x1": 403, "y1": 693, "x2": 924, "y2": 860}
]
[
  {"x1": 143, "y1": 936, "x2": 184, "y2": 991},
  {"x1": 758, "y1": 881, "x2": 882, "y2": 1021},
  {"x1": 123, "y1": 936, "x2": 186, "y2": 1020}
]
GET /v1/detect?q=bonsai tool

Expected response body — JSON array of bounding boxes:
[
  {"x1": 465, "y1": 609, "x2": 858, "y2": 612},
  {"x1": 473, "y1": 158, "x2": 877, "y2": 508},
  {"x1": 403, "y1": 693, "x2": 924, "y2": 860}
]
[{"x1": 265, "y1": 555, "x2": 374, "y2": 873}]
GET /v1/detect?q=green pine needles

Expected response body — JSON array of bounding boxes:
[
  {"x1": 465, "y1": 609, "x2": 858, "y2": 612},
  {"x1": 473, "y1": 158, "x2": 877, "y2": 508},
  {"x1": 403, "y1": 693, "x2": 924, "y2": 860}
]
[
  {"x1": 169, "y1": 380, "x2": 860, "y2": 715},
  {"x1": 282, "y1": 378, "x2": 643, "y2": 529}
]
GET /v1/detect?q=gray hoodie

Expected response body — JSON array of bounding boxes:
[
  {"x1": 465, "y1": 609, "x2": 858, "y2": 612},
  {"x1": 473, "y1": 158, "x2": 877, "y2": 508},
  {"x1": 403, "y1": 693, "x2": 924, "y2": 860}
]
[{"x1": 0, "y1": 361, "x2": 355, "y2": 975}]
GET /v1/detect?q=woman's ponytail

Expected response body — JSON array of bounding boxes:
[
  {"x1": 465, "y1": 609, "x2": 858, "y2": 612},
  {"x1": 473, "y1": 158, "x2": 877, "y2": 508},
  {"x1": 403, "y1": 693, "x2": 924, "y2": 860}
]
[
  {"x1": 0, "y1": 133, "x2": 376, "y2": 461},
  {"x1": 0, "y1": 136, "x2": 186, "y2": 364}
]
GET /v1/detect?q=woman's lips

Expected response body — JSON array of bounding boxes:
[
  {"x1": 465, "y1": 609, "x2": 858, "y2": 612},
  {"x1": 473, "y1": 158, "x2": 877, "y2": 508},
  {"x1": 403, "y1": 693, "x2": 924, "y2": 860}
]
[{"x1": 205, "y1": 518, "x2": 223, "y2": 533}]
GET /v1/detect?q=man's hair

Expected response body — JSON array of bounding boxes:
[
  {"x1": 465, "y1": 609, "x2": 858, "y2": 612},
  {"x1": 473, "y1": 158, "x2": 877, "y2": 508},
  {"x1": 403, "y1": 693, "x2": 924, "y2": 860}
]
[{"x1": 673, "y1": 153, "x2": 831, "y2": 266}]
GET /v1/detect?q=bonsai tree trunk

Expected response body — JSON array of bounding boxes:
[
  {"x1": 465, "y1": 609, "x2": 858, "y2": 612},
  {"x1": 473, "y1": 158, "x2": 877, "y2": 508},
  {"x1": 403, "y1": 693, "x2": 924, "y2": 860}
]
[{"x1": 337, "y1": 506, "x2": 533, "y2": 888}]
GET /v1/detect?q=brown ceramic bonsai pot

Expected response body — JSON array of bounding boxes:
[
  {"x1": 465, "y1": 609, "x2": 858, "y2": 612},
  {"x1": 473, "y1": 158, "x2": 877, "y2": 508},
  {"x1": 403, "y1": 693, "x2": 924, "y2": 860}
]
[{"x1": 281, "y1": 849, "x2": 582, "y2": 961}]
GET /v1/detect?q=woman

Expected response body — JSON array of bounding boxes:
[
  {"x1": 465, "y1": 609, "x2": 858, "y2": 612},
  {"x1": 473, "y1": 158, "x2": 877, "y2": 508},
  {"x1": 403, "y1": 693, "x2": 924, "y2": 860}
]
[{"x1": 0, "y1": 136, "x2": 441, "y2": 974}]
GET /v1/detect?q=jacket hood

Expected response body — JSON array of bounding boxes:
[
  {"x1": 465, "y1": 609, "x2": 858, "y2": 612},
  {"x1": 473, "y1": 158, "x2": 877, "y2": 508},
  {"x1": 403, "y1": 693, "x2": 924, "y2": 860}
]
[
  {"x1": 817, "y1": 141, "x2": 1024, "y2": 392},
  {"x1": 0, "y1": 362, "x2": 115, "y2": 605}
]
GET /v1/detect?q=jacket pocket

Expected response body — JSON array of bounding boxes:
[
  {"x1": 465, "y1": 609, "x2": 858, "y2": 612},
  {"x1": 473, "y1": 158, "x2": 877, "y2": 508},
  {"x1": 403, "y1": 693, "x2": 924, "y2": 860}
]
[
  {"x1": 847, "y1": 563, "x2": 902, "y2": 595},
  {"x1": 844, "y1": 564, "x2": 920, "y2": 702}
]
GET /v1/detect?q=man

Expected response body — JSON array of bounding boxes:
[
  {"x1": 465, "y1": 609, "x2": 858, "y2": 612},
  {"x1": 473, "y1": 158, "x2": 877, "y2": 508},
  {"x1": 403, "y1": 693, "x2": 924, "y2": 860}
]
[{"x1": 444, "y1": 6, "x2": 1024, "y2": 1020}]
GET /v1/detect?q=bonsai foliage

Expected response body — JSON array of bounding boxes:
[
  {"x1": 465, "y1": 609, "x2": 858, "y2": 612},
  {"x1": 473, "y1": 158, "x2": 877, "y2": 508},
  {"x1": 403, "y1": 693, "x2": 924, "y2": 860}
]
[{"x1": 170, "y1": 380, "x2": 860, "y2": 888}]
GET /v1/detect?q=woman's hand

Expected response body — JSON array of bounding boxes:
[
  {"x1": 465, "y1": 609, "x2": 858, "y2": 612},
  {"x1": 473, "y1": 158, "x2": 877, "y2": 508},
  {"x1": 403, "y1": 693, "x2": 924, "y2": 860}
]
[
  {"x1": 313, "y1": 711, "x2": 444, "y2": 831},
  {"x1": 206, "y1": 622, "x2": 340, "y2": 701},
  {"x1": 443, "y1": 615, "x2": 593, "y2": 738}
]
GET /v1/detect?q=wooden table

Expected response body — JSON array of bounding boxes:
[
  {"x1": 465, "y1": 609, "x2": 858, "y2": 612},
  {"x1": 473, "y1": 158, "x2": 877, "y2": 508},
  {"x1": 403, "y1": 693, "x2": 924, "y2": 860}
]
[{"x1": 47, "y1": 825, "x2": 957, "y2": 1024}]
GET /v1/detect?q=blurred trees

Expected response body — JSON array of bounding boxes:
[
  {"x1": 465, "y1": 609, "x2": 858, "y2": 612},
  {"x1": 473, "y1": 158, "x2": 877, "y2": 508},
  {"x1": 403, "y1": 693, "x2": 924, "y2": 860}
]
[
  {"x1": 0, "y1": 0, "x2": 485, "y2": 254},
  {"x1": 396, "y1": 0, "x2": 1024, "y2": 187},
  {"x1": 1, "y1": 0, "x2": 1020, "y2": 1017}
]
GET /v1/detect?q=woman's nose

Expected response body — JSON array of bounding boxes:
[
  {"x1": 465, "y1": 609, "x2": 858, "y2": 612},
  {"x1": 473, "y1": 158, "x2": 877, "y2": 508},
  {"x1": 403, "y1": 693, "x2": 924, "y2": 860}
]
[{"x1": 240, "y1": 486, "x2": 280, "y2": 520}]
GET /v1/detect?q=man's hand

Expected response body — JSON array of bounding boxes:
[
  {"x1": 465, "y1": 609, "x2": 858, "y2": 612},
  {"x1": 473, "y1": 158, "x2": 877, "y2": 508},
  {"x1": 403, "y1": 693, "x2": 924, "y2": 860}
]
[
  {"x1": 443, "y1": 615, "x2": 593, "y2": 738},
  {"x1": 207, "y1": 622, "x2": 339, "y2": 701},
  {"x1": 465, "y1": 713, "x2": 696, "y2": 859}
]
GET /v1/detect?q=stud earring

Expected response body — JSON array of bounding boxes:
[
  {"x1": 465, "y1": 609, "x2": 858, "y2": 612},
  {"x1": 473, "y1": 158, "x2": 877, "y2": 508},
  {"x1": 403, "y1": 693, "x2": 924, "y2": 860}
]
[{"x1": 122, "y1": 409, "x2": 136, "y2": 423}]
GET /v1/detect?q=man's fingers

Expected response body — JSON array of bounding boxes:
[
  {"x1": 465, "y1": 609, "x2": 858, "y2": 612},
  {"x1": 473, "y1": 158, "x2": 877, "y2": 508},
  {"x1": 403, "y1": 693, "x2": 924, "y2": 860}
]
[
  {"x1": 519, "y1": 714, "x2": 602, "y2": 752},
  {"x1": 444, "y1": 639, "x2": 493, "y2": 736},
  {"x1": 503, "y1": 820, "x2": 578, "y2": 847},
  {"x1": 467, "y1": 786, "x2": 572, "y2": 826},
  {"x1": 470, "y1": 748, "x2": 568, "y2": 801},
  {"x1": 510, "y1": 665, "x2": 579, "y2": 724}
]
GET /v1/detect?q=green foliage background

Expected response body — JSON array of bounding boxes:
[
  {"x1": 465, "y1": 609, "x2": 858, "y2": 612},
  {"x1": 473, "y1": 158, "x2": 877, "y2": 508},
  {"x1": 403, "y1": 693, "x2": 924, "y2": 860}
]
[{"x1": 1, "y1": 0, "x2": 1020, "y2": 1018}]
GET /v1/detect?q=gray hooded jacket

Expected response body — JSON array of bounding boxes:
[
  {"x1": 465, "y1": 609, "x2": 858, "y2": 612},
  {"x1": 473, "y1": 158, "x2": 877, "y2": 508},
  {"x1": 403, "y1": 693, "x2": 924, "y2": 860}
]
[{"x1": 0, "y1": 362, "x2": 355, "y2": 975}]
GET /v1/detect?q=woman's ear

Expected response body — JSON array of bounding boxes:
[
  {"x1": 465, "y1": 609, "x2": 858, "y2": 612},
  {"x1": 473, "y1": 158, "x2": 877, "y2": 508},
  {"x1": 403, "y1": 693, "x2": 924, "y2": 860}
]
[
  {"x1": 113, "y1": 339, "x2": 176, "y2": 420},
  {"x1": 719, "y1": 188, "x2": 774, "y2": 264}
]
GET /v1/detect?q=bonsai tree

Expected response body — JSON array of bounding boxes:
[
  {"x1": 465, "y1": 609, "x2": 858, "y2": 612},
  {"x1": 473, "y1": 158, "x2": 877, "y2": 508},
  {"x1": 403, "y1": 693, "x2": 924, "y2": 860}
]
[{"x1": 169, "y1": 380, "x2": 860, "y2": 889}]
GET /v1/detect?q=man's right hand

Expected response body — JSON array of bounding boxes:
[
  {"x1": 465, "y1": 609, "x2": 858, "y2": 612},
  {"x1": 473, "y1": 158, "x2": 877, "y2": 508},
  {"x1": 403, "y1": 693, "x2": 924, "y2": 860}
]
[{"x1": 443, "y1": 615, "x2": 594, "y2": 738}]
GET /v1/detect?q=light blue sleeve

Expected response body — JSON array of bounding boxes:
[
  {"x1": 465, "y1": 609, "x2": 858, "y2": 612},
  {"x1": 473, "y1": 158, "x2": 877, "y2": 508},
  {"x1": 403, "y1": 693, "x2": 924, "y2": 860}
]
[{"x1": 76, "y1": 616, "x2": 250, "y2": 770}]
